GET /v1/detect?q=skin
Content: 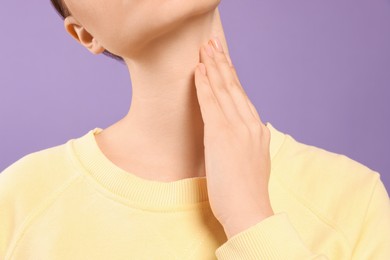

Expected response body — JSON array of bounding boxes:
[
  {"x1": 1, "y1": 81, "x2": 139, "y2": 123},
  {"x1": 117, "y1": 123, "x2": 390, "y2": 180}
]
[{"x1": 63, "y1": 0, "x2": 274, "y2": 239}]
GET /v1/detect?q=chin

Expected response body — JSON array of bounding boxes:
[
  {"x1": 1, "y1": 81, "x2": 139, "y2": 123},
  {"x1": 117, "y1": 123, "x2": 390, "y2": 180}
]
[
  {"x1": 110, "y1": 0, "x2": 221, "y2": 58},
  {"x1": 188, "y1": 0, "x2": 221, "y2": 15}
]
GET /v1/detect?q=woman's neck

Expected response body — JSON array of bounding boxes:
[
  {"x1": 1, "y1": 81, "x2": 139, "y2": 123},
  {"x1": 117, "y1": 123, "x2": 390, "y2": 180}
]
[{"x1": 95, "y1": 7, "x2": 231, "y2": 182}]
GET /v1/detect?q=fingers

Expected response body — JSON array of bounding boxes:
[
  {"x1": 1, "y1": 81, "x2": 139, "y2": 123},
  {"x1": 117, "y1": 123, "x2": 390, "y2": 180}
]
[
  {"x1": 201, "y1": 37, "x2": 260, "y2": 125},
  {"x1": 199, "y1": 41, "x2": 244, "y2": 125},
  {"x1": 194, "y1": 63, "x2": 227, "y2": 127}
]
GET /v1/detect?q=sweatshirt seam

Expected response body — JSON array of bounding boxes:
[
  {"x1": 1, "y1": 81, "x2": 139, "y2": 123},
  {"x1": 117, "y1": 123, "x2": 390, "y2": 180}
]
[
  {"x1": 267, "y1": 132, "x2": 288, "y2": 176},
  {"x1": 5, "y1": 173, "x2": 83, "y2": 260},
  {"x1": 272, "y1": 135, "x2": 287, "y2": 166},
  {"x1": 350, "y1": 173, "x2": 380, "y2": 255},
  {"x1": 273, "y1": 172, "x2": 353, "y2": 251}
]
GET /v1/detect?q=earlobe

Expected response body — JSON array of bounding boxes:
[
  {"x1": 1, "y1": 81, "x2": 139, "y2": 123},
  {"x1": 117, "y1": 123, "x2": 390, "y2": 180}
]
[
  {"x1": 63, "y1": 16, "x2": 105, "y2": 55},
  {"x1": 90, "y1": 38, "x2": 106, "y2": 55}
]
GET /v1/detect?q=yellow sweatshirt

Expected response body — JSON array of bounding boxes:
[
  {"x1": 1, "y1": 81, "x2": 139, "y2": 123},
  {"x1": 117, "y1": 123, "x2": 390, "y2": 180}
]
[{"x1": 1, "y1": 122, "x2": 389, "y2": 259}]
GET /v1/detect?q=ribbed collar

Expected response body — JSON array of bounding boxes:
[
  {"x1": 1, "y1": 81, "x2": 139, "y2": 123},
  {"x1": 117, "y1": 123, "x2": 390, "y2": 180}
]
[{"x1": 67, "y1": 122, "x2": 287, "y2": 210}]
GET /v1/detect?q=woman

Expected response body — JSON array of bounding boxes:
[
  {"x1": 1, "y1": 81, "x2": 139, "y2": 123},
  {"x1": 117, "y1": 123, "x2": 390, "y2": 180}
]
[{"x1": 1, "y1": 0, "x2": 389, "y2": 259}]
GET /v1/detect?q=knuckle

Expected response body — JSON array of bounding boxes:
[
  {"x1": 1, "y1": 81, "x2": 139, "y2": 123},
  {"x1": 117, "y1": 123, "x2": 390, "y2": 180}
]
[
  {"x1": 215, "y1": 83, "x2": 229, "y2": 95},
  {"x1": 230, "y1": 84, "x2": 244, "y2": 98},
  {"x1": 227, "y1": 80, "x2": 237, "y2": 90},
  {"x1": 205, "y1": 61, "x2": 217, "y2": 70},
  {"x1": 215, "y1": 53, "x2": 229, "y2": 64},
  {"x1": 248, "y1": 121, "x2": 270, "y2": 140},
  {"x1": 261, "y1": 124, "x2": 271, "y2": 141}
]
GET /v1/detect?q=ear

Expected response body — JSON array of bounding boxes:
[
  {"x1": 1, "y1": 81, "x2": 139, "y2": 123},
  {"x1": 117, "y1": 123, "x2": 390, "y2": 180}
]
[{"x1": 64, "y1": 16, "x2": 105, "y2": 55}]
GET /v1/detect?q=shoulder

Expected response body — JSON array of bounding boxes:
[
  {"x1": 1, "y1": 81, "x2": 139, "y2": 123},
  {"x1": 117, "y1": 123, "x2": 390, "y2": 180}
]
[
  {"x1": 0, "y1": 141, "x2": 81, "y2": 194},
  {"x1": 275, "y1": 132, "x2": 380, "y2": 193},
  {"x1": 274, "y1": 132, "x2": 386, "y2": 235},
  {"x1": 0, "y1": 141, "x2": 83, "y2": 257},
  {"x1": 0, "y1": 141, "x2": 82, "y2": 226}
]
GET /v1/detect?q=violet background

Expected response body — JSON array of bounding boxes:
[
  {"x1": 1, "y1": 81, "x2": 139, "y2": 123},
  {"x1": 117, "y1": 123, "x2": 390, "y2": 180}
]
[{"x1": 1, "y1": 0, "x2": 389, "y2": 192}]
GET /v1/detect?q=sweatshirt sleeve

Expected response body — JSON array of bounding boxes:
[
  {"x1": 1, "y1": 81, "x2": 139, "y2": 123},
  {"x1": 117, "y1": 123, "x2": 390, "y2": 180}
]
[
  {"x1": 0, "y1": 154, "x2": 36, "y2": 258},
  {"x1": 350, "y1": 176, "x2": 390, "y2": 259},
  {"x1": 0, "y1": 161, "x2": 20, "y2": 258},
  {"x1": 215, "y1": 211, "x2": 329, "y2": 259}
]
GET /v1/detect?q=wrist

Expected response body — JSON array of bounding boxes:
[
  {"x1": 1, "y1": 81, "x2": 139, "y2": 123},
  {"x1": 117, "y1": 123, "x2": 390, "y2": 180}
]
[{"x1": 223, "y1": 207, "x2": 274, "y2": 240}]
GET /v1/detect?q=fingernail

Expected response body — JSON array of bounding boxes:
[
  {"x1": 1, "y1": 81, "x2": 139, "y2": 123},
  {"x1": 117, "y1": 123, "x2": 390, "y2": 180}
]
[
  {"x1": 204, "y1": 44, "x2": 214, "y2": 58},
  {"x1": 211, "y1": 36, "x2": 223, "y2": 52}
]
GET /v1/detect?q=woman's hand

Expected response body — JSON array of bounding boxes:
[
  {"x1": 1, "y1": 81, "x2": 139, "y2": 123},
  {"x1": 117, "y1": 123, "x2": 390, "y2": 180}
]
[{"x1": 194, "y1": 36, "x2": 274, "y2": 239}]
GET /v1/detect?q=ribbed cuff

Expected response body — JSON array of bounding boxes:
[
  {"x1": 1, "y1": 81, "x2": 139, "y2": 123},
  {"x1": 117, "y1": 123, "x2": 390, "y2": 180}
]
[{"x1": 215, "y1": 212, "x2": 325, "y2": 259}]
